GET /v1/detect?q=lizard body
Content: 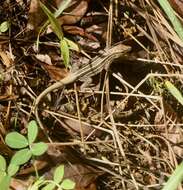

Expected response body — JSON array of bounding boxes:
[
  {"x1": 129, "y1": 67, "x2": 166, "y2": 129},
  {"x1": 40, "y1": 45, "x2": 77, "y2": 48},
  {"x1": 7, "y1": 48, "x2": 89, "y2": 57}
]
[{"x1": 34, "y1": 43, "x2": 131, "y2": 135}]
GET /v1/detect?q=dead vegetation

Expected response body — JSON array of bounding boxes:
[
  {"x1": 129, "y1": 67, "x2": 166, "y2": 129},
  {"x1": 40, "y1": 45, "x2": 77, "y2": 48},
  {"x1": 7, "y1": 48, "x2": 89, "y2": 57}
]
[{"x1": 0, "y1": 0, "x2": 183, "y2": 189}]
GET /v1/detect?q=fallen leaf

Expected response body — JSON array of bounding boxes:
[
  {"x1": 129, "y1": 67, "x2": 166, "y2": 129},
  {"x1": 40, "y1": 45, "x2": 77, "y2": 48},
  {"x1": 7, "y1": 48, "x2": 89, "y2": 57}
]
[
  {"x1": 62, "y1": 118, "x2": 102, "y2": 137},
  {"x1": 0, "y1": 49, "x2": 13, "y2": 68},
  {"x1": 41, "y1": 63, "x2": 68, "y2": 80},
  {"x1": 34, "y1": 57, "x2": 68, "y2": 80},
  {"x1": 27, "y1": 0, "x2": 90, "y2": 34},
  {"x1": 64, "y1": 163, "x2": 102, "y2": 190},
  {"x1": 58, "y1": 0, "x2": 90, "y2": 25},
  {"x1": 63, "y1": 25, "x2": 98, "y2": 41},
  {"x1": 10, "y1": 177, "x2": 35, "y2": 190}
]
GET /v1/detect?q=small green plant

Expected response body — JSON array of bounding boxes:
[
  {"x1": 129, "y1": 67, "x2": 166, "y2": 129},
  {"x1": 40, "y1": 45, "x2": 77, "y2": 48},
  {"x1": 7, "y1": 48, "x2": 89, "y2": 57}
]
[
  {"x1": 28, "y1": 164, "x2": 75, "y2": 190},
  {"x1": 148, "y1": 77, "x2": 164, "y2": 95},
  {"x1": 0, "y1": 155, "x2": 19, "y2": 190},
  {"x1": 5, "y1": 120, "x2": 48, "y2": 165},
  {"x1": 0, "y1": 120, "x2": 48, "y2": 190},
  {"x1": 0, "y1": 21, "x2": 9, "y2": 33},
  {"x1": 38, "y1": 1, "x2": 79, "y2": 67}
]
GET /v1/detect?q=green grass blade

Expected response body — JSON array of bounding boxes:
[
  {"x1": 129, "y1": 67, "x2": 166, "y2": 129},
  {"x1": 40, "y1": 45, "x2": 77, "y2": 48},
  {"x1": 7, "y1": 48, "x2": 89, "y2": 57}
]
[
  {"x1": 39, "y1": 1, "x2": 63, "y2": 40},
  {"x1": 162, "y1": 162, "x2": 183, "y2": 190},
  {"x1": 36, "y1": 0, "x2": 71, "y2": 50},
  {"x1": 165, "y1": 81, "x2": 183, "y2": 106},
  {"x1": 64, "y1": 38, "x2": 80, "y2": 52},
  {"x1": 60, "y1": 39, "x2": 70, "y2": 67},
  {"x1": 36, "y1": 21, "x2": 49, "y2": 51},
  {"x1": 157, "y1": 0, "x2": 183, "y2": 41}
]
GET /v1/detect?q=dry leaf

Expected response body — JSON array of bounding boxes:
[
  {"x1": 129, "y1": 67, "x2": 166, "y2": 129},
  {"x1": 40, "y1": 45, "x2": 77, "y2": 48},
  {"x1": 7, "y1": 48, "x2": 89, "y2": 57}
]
[
  {"x1": 27, "y1": 0, "x2": 90, "y2": 33},
  {"x1": 64, "y1": 163, "x2": 102, "y2": 190},
  {"x1": 41, "y1": 63, "x2": 68, "y2": 80},
  {"x1": 62, "y1": 118, "x2": 101, "y2": 137},
  {"x1": 0, "y1": 49, "x2": 13, "y2": 68},
  {"x1": 63, "y1": 25, "x2": 98, "y2": 41},
  {"x1": 10, "y1": 177, "x2": 34, "y2": 190},
  {"x1": 57, "y1": 0, "x2": 90, "y2": 25},
  {"x1": 34, "y1": 57, "x2": 68, "y2": 80}
]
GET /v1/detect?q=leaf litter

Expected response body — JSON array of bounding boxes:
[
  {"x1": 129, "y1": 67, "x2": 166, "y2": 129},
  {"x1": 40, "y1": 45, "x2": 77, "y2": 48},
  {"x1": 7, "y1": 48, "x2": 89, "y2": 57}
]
[{"x1": 0, "y1": 0, "x2": 183, "y2": 189}]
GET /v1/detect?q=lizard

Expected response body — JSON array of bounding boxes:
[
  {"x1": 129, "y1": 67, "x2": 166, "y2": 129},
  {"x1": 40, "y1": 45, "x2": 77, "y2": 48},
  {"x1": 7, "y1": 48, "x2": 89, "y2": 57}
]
[{"x1": 34, "y1": 43, "x2": 131, "y2": 138}]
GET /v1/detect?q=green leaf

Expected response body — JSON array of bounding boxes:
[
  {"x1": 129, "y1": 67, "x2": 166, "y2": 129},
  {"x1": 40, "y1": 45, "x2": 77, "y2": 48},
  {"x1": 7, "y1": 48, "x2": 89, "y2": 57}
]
[
  {"x1": 5, "y1": 132, "x2": 28, "y2": 149},
  {"x1": 165, "y1": 81, "x2": 183, "y2": 106},
  {"x1": 60, "y1": 179, "x2": 75, "y2": 190},
  {"x1": 28, "y1": 120, "x2": 38, "y2": 144},
  {"x1": 54, "y1": 0, "x2": 71, "y2": 17},
  {"x1": 0, "y1": 21, "x2": 9, "y2": 33},
  {"x1": 53, "y1": 164, "x2": 64, "y2": 183},
  {"x1": 42, "y1": 183, "x2": 55, "y2": 190},
  {"x1": 40, "y1": 1, "x2": 63, "y2": 40},
  {"x1": 0, "y1": 175, "x2": 11, "y2": 190},
  {"x1": 7, "y1": 164, "x2": 19, "y2": 176},
  {"x1": 65, "y1": 38, "x2": 80, "y2": 52},
  {"x1": 0, "y1": 155, "x2": 6, "y2": 172},
  {"x1": 60, "y1": 39, "x2": 70, "y2": 67},
  {"x1": 11, "y1": 148, "x2": 32, "y2": 165},
  {"x1": 0, "y1": 171, "x2": 6, "y2": 182},
  {"x1": 162, "y1": 161, "x2": 183, "y2": 190},
  {"x1": 31, "y1": 142, "x2": 48, "y2": 156}
]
